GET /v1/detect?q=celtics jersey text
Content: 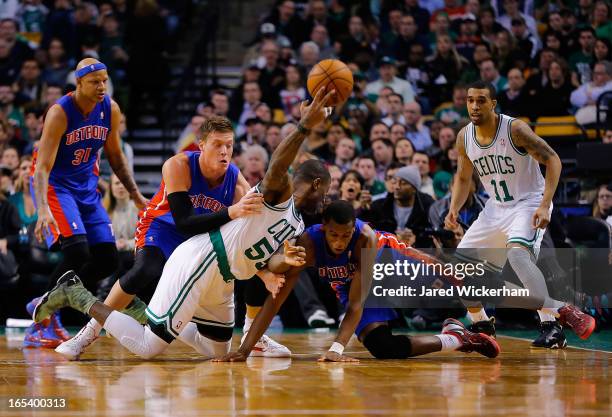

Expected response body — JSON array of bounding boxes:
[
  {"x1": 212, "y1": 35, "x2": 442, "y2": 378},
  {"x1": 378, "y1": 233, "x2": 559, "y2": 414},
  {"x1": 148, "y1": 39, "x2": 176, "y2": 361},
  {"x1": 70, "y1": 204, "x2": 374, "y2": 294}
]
[{"x1": 464, "y1": 114, "x2": 544, "y2": 205}]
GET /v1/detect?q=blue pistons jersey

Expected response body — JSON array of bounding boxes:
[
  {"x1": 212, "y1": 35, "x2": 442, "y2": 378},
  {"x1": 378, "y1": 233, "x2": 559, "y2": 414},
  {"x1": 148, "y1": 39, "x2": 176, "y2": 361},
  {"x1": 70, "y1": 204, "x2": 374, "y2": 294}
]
[
  {"x1": 135, "y1": 151, "x2": 239, "y2": 259},
  {"x1": 30, "y1": 93, "x2": 114, "y2": 247},
  {"x1": 305, "y1": 219, "x2": 398, "y2": 336},
  {"x1": 49, "y1": 93, "x2": 111, "y2": 192}
]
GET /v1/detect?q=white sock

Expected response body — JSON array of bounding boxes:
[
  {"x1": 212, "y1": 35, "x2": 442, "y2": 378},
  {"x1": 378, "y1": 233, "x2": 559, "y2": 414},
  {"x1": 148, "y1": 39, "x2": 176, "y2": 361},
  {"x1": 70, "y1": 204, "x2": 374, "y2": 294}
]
[
  {"x1": 103, "y1": 311, "x2": 168, "y2": 359},
  {"x1": 243, "y1": 316, "x2": 254, "y2": 333},
  {"x1": 435, "y1": 334, "x2": 462, "y2": 351},
  {"x1": 467, "y1": 308, "x2": 489, "y2": 323},
  {"x1": 87, "y1": 318, "x2": 103, "y2": 337},
  {"x1": 537, "y1": 310, "x2": 557, "y2": 322},
  {"x1": 177, "y1": 322, "x2": 230, "y2": 358}
]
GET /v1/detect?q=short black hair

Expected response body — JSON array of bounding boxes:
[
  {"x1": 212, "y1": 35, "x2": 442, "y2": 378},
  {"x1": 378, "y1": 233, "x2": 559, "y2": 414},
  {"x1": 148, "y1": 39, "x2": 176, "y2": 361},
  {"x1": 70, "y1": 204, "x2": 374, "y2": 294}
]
[
  {"x1": 339, "y1": 169, "x2": 365, "y2": 189},
  {"x1": 579, "y1": 26, "x2": 596, "y2": 37},
  {"x1": 293, "y1": 159, "x2": 331, "y2": 184},
  {"x1": 467, "y1": 80, "x2": 497, "y2": 100},
  {"x1": 322, "y1": 200, "x2": 355, "y2": 225}
]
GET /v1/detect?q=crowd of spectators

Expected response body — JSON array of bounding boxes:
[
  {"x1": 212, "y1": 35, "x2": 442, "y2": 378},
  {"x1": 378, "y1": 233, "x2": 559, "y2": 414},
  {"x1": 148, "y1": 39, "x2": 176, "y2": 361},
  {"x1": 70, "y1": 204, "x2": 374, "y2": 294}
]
[{"x1": 176, "y1": 0, "x2": 611, "y2": 328}]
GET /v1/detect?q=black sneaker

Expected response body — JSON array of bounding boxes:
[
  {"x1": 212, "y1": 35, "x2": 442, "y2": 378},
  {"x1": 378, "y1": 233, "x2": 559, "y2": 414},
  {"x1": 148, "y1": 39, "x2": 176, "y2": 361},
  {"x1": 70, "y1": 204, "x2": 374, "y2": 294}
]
[
  {"x1": 468, "y1": 317, "x2": 496, "y2": 338},
  {"x1": 532, "y1": 321, "x2": 567, "y2": 349}
]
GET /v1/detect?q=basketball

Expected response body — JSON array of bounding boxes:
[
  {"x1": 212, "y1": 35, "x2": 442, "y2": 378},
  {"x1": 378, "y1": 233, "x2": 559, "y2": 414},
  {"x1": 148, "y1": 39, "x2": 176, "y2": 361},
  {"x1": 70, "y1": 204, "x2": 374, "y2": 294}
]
[{"x1": 307, "y1": 59, "x2": 353, "y2": 106}]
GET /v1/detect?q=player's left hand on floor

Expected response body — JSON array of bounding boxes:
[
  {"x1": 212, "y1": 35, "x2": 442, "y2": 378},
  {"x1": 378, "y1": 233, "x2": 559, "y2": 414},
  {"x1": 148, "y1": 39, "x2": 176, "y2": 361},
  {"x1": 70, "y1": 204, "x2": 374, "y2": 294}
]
[
  {"x1": 211, "y1": 351, "x2": 249, "y2": 362},
  {"x1": 318, "y1": 351, "x2": 359, "y2": 362}
]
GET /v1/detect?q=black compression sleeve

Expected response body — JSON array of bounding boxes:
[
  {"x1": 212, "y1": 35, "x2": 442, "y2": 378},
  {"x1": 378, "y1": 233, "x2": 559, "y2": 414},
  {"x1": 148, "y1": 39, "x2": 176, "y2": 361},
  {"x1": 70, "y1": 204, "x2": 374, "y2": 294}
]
[{"x1": 167, "y1": 191, "x2": 232, "y2": 236}]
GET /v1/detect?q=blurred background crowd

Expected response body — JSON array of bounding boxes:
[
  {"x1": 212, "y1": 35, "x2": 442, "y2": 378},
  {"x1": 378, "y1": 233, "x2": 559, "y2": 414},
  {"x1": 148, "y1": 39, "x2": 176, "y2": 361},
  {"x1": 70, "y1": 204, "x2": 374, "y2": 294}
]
[{"x1": 0, "y1": 0, "x2": 609, "y2": 332}]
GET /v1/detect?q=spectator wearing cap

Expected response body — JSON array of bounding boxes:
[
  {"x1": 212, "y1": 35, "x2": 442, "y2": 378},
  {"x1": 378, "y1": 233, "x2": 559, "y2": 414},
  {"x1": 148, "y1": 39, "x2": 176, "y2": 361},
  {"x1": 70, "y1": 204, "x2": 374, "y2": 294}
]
[
  {"x1": 309, "y1": 24, "x2": 335, "y2": 60},
  {"x1": 337, "y1": 15, "x2": 374, "y2": 65},
  {"x1": 570, "y1": 60, "x2": 612, "y2": 125},
  {"x1": 361, "y1": 165, "x2": 434, "y2": 247},
  {"x1": 403, "y1": 101, "x2": 432, "y2": 151},
  {"x1": 479, "y1": 58, "x2": 507, "y2": 92},
  {"x1": 237, "y1": 117, "x2": 266, "y2": 150},
  {"x1": 242, "y1": 22, "x2": 290, "y2": 70},
  {"x1": 454, "y1": 15, "x2": 480, "y2": 62},
  {"x1": 497, "y1": 68, "x2": 528, "y2": 118},
  {"x1": 496, "y1": 0, "x2": 539, "y2": 43},
  {"x1": 365, "y1": 56, "x2": 415, "y2": 104}
]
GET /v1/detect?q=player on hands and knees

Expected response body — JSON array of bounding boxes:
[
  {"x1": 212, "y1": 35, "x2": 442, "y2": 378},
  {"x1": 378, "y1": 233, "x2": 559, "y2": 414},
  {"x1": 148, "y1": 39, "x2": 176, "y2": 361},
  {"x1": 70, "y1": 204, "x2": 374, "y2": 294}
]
[
  {"x1": 32, "y1": 87, "x2": 335, "y2": 360},
  {"x1": 216, "y1": 199, "x2": 501, "y2": 362},
  {"x1": 444, "y1": 81, "x2": 595, "y2": 348},
  {"x1": 55, "y1": 116, "x2": 288, "y2": 360},
  {"x1": 25, "y1": 58, "x2": 146, "y2": 348}
]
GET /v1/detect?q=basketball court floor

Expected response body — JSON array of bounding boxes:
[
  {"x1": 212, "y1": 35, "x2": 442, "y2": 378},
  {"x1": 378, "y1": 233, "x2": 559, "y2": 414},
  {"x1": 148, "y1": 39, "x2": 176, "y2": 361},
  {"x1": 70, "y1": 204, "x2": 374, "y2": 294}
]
[{"x1": 0, "y1": 329, "x2": 610, "y2": 417}]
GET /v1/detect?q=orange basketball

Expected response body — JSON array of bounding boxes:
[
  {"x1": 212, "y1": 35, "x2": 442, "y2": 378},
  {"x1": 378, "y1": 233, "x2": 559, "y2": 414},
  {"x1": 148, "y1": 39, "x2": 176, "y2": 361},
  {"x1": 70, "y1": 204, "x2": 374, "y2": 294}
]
[{"x1": 307, "y1": 59, "x2": 354, "y2": 106}]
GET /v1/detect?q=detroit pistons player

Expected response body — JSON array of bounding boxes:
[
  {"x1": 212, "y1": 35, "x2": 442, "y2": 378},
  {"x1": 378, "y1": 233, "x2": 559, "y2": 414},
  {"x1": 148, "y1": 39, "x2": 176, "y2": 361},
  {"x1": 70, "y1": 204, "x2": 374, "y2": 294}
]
[{"x1": 25, "y1": 58, "x2": 146, "y2": 347}]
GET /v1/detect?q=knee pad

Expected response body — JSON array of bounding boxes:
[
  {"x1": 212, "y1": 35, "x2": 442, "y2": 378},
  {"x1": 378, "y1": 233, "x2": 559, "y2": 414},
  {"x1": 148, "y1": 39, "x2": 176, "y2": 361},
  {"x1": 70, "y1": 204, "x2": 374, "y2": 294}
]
[
  {"x1": 196, "y1": 323, "x2": 233, "y2": 342},
  {"x1": 120, "y1": 247, "x2": 165, "y2": 295},
  {"x1": 362, "y1": 325, "x2": 412, "y2": 359}
]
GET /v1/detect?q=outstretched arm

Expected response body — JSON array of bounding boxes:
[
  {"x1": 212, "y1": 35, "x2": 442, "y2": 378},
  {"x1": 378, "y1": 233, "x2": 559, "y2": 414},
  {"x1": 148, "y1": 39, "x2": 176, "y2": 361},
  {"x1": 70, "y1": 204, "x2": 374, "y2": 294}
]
[
  {"x1": 511, "y1": 119, "x2": 561, "y2": 229},
  {"x1": 319, "y1": 225, "x2": 378, "y2": 362},
  {"x1": 212, "y1": 234, "x2": 315, "y2": 362},
  {"x1": 104, "y1": 101, "x2": 147, "y2": 209},
  {"x1": 260, "y1": 87, "x2": 335, "y2": 205}
]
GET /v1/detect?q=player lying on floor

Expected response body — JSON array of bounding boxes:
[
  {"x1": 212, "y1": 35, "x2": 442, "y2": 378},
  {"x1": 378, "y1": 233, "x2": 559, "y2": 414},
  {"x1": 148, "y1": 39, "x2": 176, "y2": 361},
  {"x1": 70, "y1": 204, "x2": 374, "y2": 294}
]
[{"x1": 216, "y1": 199, "x2": 502, "y2": 362}]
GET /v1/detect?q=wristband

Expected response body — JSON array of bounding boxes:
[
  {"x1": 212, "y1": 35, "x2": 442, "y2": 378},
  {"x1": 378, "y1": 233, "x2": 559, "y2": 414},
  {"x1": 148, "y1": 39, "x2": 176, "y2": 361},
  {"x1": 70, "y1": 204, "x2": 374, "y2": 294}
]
[
  {"x1": 329, "y1": 342, "x2": 344, "y2": 355},
  {"x1": 296, "y1": 123, "x2": 310, "y2": 135}
]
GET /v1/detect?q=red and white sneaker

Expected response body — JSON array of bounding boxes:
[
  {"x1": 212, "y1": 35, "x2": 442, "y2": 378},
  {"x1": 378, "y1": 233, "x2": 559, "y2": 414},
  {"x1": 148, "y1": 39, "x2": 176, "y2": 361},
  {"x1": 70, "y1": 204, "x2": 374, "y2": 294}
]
[
  {"x1": 241, "y1": 333, "x2": 291, "y2": 358},
  {"x1": 23, "y1": 322, "x2": 63, "y2": 349},
  {"x1": 50, "y1": 312, "x2": 71, "y2": 341},
  {"x1": 558, "y1": 305, "x2": 596, "y2": 340},
  {"x1": 442, "y1": 318, "x2": 501, "y2": 358}
]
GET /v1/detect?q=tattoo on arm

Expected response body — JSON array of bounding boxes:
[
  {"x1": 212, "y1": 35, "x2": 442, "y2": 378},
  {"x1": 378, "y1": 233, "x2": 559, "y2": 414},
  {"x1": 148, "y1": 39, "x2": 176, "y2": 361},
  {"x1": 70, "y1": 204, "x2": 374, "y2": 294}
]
[
  {"x1": 513, "y1": 121, "x2": 556, "y2": 164},
  {"x1": 260, "y1": 128, "x2": 307, "y2": 197},
  {"x1": 109, "y1": 153, "x2": 138, "y2": 194}
]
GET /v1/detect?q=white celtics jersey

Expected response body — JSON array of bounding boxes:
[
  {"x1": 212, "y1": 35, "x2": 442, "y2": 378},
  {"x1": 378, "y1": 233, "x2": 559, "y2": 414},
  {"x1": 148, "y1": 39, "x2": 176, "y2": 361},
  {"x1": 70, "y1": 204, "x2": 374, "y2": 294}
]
[
  {"x1": 209, "y1": 185, "x2": 305, "y2": 280},
  {"x1": 464, "y1": 114, "x2": 545, "y2": 205}
]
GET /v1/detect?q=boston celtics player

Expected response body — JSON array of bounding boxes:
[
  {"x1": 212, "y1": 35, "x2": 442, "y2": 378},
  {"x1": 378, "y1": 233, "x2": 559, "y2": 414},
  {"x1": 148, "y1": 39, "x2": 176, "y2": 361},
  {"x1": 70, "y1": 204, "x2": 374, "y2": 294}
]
[
  {"x1": 444, "y1": 81, "x2": 595, "y2": 348},
  {"x1": 31, "y1": 87, "x2": 335, "y2": 360}
]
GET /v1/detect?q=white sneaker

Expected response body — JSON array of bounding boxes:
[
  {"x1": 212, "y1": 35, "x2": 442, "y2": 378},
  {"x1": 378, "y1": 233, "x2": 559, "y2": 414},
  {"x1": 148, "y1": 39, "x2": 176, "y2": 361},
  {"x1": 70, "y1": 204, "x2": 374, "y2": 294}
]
[
  {"x1": 55, "y1": 324, "x2": 99, "y2": 360},
  {"x1": 307, "y1": 309, "x2": 335, "y2": 327},
  {"x1": 241, "y1": 333, "x2": 291, "y2": 358}
]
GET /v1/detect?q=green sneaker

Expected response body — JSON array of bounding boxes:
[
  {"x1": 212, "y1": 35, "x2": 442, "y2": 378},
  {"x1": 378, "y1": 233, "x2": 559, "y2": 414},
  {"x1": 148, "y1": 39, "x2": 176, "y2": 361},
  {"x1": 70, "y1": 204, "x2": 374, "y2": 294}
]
[
  {"x1": 32, "y1": 271, "x2": 98, "y2": 322},
  {"x1": 121, "y1": 297, "x2": 148, "y2": 324}
]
